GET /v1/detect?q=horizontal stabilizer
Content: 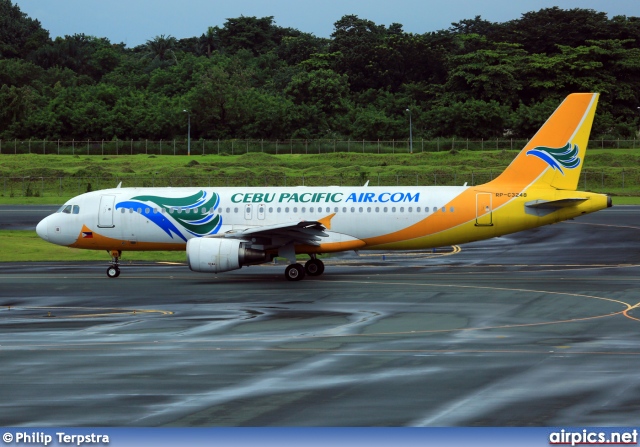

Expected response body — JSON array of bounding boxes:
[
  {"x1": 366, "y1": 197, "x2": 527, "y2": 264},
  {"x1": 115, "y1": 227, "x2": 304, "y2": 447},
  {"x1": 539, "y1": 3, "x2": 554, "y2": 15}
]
[{"x1": 525, "y1": 198, "x2": 587, "y2": 209}]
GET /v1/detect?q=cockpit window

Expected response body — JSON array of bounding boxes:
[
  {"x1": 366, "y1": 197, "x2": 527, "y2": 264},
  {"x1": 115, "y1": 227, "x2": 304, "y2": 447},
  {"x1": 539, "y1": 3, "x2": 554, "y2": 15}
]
[
  {"x1": 72, "y1": 205, "x2": 80, "y2": 214},
  {"x1": 61, "y1": 205, "x2": 72, "y2": 214}
]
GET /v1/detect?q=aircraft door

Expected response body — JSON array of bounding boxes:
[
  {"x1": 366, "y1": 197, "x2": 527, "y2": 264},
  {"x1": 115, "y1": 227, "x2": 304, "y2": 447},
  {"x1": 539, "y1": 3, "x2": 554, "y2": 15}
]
[
  {"x1": 475, "y1": 193, "x2": 493, "y2": 226},
  {"x1": 98, "y1": 195, "x2": 116, "y2": 228}
]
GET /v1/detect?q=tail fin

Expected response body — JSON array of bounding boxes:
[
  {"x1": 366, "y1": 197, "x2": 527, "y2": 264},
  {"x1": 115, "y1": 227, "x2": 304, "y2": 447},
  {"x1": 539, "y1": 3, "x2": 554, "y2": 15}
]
[{"x1": 490, "y1": 93, "x2": 599, "y2": 191}]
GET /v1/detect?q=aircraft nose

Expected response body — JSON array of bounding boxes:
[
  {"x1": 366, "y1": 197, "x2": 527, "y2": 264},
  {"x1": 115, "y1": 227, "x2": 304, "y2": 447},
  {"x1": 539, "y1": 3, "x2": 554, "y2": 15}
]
[{"x1": 36, "y1": 217, "x2": 49, "y2": 241}]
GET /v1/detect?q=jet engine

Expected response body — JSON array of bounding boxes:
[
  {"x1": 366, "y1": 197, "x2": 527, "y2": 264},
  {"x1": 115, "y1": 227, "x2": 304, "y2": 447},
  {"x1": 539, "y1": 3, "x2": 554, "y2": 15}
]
[{"x1": 187, "y1": 238, "x2": 267, "y2": 273}]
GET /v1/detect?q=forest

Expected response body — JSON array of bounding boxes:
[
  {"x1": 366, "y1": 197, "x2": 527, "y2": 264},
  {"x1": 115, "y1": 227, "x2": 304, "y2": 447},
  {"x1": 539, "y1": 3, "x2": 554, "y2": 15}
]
[{"x1": 1, "y1": 0, "x2": 640, "y2": 141}]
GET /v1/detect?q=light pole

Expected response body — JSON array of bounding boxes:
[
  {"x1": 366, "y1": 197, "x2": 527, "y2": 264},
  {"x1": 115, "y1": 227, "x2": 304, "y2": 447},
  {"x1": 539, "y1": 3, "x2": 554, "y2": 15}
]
[
  {"x1": 183, "y1": 109, "x2": 191, "y2": 156},
  {"x1": 406, "y1": 108, "x2": 413, "y2": 154}
]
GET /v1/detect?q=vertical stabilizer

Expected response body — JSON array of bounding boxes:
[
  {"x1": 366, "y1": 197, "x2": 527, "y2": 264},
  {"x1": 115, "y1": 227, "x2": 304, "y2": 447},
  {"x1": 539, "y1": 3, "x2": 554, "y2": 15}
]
[{"x1": 490, "y1": 93, "x2": 599, "y2": 191}]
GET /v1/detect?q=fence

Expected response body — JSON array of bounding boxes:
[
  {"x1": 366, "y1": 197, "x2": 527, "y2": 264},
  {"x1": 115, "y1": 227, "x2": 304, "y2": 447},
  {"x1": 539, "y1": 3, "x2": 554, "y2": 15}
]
[
  {"x1": 1, "y1": 138, "x2": 639, "y2": 156},
  {"x1": 2, "y1": 170, "x2": 638, "y2": 198}
]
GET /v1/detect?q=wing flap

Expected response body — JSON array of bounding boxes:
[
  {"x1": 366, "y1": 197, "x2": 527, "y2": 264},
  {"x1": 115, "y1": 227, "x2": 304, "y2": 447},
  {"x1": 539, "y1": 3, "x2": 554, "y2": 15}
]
[{"x1": 217, "y1": 220, "x2": 329, "y2": 246}]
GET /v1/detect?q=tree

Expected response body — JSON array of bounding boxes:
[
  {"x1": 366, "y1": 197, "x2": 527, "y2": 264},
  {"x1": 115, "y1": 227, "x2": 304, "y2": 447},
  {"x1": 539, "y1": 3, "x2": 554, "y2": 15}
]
[
  {"x1": 30, "y1": 34, "x2": 121, "y2": 81},
  {"x1": 0, "y1": 0, "x2": 50, "y2": 59},
  {"x1": 329, "y1": 15, "x2": 387, "y2": 91},
  {"x1": 503, "y1": 7, "x2": 611, "y2": 54},
  {"x1": 141, "y1": 35, "x2": 178, "y2": 67},
  {"x1": 444, "y1": 36, "x2": 528, "y2": 105}
]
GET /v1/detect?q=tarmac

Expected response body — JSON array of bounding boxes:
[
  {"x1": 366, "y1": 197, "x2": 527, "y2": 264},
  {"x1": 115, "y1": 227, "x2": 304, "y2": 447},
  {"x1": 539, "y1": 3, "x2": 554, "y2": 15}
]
[{"x1": 0, "y1": 205, "x2": 639, "y2": 426}]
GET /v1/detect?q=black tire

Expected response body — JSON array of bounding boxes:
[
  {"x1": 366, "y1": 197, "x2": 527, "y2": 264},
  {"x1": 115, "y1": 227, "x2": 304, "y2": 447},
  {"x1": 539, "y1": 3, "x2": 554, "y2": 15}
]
[
  {"x1": 305, "y1": 259, "x2": 325, "y2": 276},
  {"x1": 107, "y1": 266, "x2": 120, "y2": 278},
  {"x1": 285, "y1": 263, "x2": 305, "y2": 281}
]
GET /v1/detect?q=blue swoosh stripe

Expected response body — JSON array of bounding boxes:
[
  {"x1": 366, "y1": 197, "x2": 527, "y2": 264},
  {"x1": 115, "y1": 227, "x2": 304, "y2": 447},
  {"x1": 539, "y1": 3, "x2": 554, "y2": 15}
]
[
  {"x1": 115, "y1": 201, "x2": 187, "y2": 242},
  {"x1": 526, "y1": 149, "x2": 565, "y2": 174}
]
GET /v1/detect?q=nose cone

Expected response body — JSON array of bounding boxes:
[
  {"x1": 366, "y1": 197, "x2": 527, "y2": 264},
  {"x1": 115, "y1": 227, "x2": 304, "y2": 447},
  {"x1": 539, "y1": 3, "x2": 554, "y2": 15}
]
[{"x1": 36, "y1": 217, "x2": 49, "y2": 241}]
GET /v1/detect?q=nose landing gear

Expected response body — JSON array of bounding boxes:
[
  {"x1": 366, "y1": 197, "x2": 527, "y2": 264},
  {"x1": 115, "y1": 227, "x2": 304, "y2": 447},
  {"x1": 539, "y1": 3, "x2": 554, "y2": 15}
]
[{"x1": 106, "y1": 250, "x2": 121, "y2": 278}]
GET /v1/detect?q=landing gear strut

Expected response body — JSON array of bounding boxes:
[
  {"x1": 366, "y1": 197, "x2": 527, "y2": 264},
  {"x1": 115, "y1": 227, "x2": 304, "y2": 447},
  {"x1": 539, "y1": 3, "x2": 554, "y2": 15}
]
[{"x1": 106, "y1": 250, "x2": 121, "y2": 278}]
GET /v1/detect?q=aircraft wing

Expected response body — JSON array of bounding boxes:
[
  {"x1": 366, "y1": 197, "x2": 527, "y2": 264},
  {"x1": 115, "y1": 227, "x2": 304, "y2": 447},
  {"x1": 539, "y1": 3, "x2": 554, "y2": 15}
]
[{"x1": 218, "y1": 221, "x2": 329, "y2": 246}]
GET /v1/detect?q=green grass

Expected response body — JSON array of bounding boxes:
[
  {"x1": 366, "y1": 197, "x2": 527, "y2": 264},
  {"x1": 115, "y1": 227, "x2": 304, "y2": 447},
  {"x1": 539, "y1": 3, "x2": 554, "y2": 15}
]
[
  {"x1": 0, "y1": 230, "x2": 187, "y2": 262},
  {"x1": 1, "y1": 151, "x2": 639, "y2": 204},
  {"x1": 610, "y1": 196, "x2": 640, "y2": 205}
]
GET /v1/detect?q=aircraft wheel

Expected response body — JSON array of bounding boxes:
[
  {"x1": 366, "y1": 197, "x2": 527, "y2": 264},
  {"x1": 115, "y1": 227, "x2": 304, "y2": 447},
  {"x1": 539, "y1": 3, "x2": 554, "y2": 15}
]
[
  {"x1": 107, "y1": 266, "x2": 120, "y2": 278},
  {"x1": 285, "y1": 263, "x2": 305, "y2": 281},
  {"x1": 305, "y1": 259, "x2": 325, "y2": 276}
]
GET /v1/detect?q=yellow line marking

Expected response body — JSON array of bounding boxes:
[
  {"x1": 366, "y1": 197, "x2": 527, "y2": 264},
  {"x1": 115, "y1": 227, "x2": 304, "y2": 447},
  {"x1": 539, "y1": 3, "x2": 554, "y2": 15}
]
[{"x1": 356, "y1": 245, "x2": 461, "y2": 259}]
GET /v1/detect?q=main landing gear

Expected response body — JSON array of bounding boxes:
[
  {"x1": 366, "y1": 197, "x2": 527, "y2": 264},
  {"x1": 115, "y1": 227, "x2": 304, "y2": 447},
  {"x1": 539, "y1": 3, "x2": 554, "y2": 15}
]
[
  {"x1": 284, "y1": 255, "x2": 325, "y2": 281},
  {"x1": 106, "y1": 250, "x2": 121, "y2": 278}
]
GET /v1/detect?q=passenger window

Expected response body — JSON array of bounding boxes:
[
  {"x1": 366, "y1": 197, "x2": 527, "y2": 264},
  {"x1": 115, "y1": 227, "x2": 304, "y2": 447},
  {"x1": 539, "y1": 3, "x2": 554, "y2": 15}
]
[
  {"x1": 358, "y1": 207, "x2": 363, "y2": 213},
  {"x1": 450, "y1": 207, "x2": 455, "y2": 213},
  {"x1": 129, "y1": 209, "x2": 133, "y2": 214},
  {"x1": 408, "y1": 207, "x2": 412, "y2": 213},
  {"x1": 225, "y1": 207, "x2": 230, "y2": 213},
  {"x1": 375, "y1": 207, "x2": 379, "y2": 212},
  {"x1": 268, "y1": 207, "x2": 273, "y2": 213},
  {"x1": 367, "y1": 207, "x2": 371, "y2": 213},
  {"x1": 72, "y1": 205, "x2": 80, "y2": 214},
  {"x1": 392, "y1": 207, "x2": 396, "y2": 213},
  {"x1": 285, "y1": 207, "x2": 290, "y2": 213},
  {"x1": 433, "y1": 207, "x2": 438, "y2": 212},
  {"x1": 384, "y1": 207, "x2": 388, "y2": 212},
  {"x1": 442, "y1": 207, "x2": 446, "y2": 212},
  {"x1": 400, "y1": 207, "x2": 404, "y2": 213},
  {"x1": 121, "y1": 208, "x2": 125, "y2": 214},
  {"x1": 277, "y1": 207, "x2": 282, "y2": 213},
  {"x1": 137, "y1": 208, "x2": 142, "y2": 214},
  {"x1": 310, "y1": 207, "x2": 314, "y2": 213},
  {"x1": 234, "y1": 207, "x2": 238, "y2": 213},
  {"x1": 145, "y1": 208, "x2": 150, "y2": 214},
  {"x1": 417, "y1": 207, "x2": 421, "y2": 212},
  {"x1": 342, "y1": 207, "x2": 347, "y2": 213},
  {"x1": 293, "y1": 207, "x2": 298, "y2": 213},
  {"x1": 217, "y1": 208, "x2": 222, "y2": 214},
  {"x1": 334, "y1": 207, "x2": 338, "y2": 213}
]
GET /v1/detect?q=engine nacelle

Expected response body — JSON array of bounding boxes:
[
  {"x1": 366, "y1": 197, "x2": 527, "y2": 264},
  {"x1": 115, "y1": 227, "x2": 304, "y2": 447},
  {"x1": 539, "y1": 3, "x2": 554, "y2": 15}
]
[{"x1": 187, "y1": 238, "x2": 267, "y2": 273}]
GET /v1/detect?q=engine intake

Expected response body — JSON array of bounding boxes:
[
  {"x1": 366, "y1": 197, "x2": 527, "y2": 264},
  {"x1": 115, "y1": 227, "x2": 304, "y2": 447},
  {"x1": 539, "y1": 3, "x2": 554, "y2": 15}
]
[{"x1": 187, "y1": 238, "x2": 266, "y2": 273}]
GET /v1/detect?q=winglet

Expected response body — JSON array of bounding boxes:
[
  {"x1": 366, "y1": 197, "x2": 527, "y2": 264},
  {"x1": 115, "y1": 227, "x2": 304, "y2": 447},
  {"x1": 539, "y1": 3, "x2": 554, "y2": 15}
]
[{"x1": 317, "y1": 213, "x2": 336, "y2": 230}]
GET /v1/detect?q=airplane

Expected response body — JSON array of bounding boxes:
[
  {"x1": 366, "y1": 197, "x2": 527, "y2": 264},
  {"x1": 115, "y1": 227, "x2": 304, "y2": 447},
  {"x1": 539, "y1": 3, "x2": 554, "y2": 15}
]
[{"x1": 36, "y1": 93, "x2": 611, "y2": 281}]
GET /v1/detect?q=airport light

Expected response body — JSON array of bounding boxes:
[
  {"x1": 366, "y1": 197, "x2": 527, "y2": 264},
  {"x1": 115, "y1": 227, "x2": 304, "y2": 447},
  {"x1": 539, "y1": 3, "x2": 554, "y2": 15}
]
[
  {"x1": 183, "y1": 109, "x2": 191, "y2": 156},
  {"x1": 406, "y1": 108, "x2": 413, "y2": 154}
]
